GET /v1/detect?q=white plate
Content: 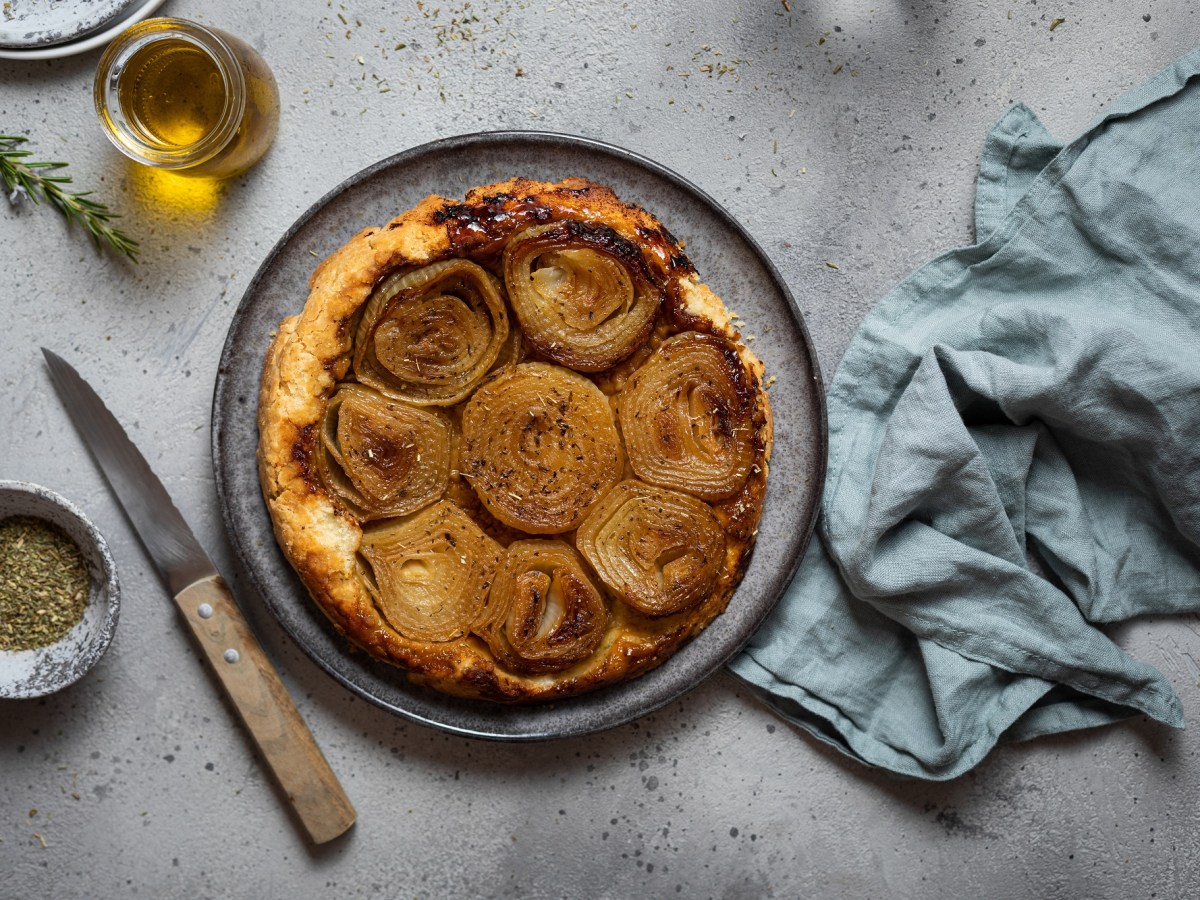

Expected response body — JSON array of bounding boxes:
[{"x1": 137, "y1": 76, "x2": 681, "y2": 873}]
[{"x1": 0, "y1": 0, "x2": 164, "y2": 60}]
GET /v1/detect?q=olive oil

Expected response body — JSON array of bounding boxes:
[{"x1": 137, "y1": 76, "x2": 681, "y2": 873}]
[
  {"x1": 95, "y1": 18, "x2": 279, "y2": 178},
  {"x1": 118, "y1": 39, "x2": 226, "y2": 150}
]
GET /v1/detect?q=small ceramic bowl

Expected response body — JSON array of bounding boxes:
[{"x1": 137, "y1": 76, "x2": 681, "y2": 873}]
[{"x1": 0, "y1": 481, "x2": 121, "y2": 698}]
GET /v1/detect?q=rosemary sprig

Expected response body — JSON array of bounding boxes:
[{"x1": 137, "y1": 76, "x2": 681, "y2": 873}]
[{"x1": 1, "y1": 134, "x2": 139, "y2": 262}]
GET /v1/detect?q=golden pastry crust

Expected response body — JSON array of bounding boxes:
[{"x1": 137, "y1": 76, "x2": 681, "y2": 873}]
[{"x1": 257, "y1": 177, "x2": 773, "y2": 702}]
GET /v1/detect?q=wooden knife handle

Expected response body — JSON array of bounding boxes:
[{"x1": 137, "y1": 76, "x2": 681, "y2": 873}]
[{"x1": 175, "y1": 575, "x2": 356, "y2": 844}]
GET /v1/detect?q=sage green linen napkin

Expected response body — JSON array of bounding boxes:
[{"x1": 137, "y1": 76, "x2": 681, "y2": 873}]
[{"x1": 730, "y1": 49, "x2": 1200, "y2": 780}]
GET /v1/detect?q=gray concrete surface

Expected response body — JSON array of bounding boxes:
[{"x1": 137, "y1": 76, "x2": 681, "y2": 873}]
[{"x1": 2, "y1": 0, "x2": 1199, "y2": 896}]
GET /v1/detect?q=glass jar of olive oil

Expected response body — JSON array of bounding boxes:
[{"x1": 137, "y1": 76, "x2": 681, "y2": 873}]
[{"x1": 94, "y1": 18, "x2": 279, "y2": 178}]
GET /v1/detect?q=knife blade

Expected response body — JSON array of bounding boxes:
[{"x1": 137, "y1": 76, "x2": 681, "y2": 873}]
[{"x1": 42, "y1": 348, "x2": 356, "y2": 844}]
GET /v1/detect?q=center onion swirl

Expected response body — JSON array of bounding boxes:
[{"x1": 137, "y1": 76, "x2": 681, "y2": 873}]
[
  {"x1": 617, "y1": 331, "x2": 757, "y2": 501},
  {"x1": 318, "y1": 384, "x2": 455, "y2": 520},
  {"x1": 577, "y1": 479, "x2": 726, "y2": 617},
  {"x1": 358, "y1": 500, "x2": 502, "y2": 642},
  {"x1": 475, "y1": 540, "x2": 608, "y2": 674},
  {"x1": 353, "y1": 259, "x2": 510, "y2": 405},
  {"x1": 461, "y1": 362, "x2": 624, "y2": 534},
  {"x1": 502, "y1": 221, "x2": 660, "y2": 372}
]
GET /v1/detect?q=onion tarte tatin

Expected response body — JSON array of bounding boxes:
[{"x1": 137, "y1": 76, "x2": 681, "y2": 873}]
[{"x1": 257, "y1": 177, "x2": 772, "y2": 701}]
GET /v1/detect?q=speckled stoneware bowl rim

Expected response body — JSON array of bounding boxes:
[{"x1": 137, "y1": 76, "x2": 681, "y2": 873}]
[
  {"x1": 0, "y1": 0, "x2": 166, "y2": 61},
  {"x1": 0, "y1": 0, "x2": 137, "y2": 50},
  {"x1": 0, "y1": 481, "x2": 121, "y2": 699},
  {"x1": 212, "y1": 130, "x2": 827, "y2": 741}
]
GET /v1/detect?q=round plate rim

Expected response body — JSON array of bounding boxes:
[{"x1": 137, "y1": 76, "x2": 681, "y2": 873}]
[
  {"x1": 0, "y1": 0, "x2": 165, "y2": 60},
  {"x1": 212, "y1": 130, "x2": 827, "y2": 741}
]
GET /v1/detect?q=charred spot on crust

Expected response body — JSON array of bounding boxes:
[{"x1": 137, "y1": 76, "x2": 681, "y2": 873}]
[
  {"x1": 432, "y1": 203, "x2": 472, "y2": 224},
  {"x1": 434, "y1": 194, "x2": 556, "y2": 256},
  {"x1": 657, "y1": 222, "x2": 683, "y2": 249},
  {"x1": 291, "y1": 423, "x2": 317, "y2": 485},
  {"x1": 459, "y1": 664, "x2": 504, "y2": 697}
]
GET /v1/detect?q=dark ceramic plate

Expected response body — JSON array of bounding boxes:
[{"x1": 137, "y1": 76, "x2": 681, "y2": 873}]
[{"x1": 212, "y1": 132, "x2": 826, "y2": 741}]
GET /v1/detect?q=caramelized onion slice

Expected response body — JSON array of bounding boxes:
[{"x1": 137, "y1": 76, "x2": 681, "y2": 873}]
[
  {"x1": 490, "y1": 315, "x2": 525, "y2": 373},
  {"x1": 477, "y1": 540, "x2": 608, "y2": 674},
  {"x1": 618, "y1": 331, "x2": 757, "y2": 501},
  {"x1": 354, "y1": 259, "x2": 510, "y2": 405},
  {"x1": 462, "y1": 362, "x2": 624, "y2": 534},
  {"x1": 359, "y1": 501, "x2": 502, "y2": 642},
  {"x1": 577, "y1": 480, "x2": 725, "y2": 617},
  {"x1": 319, "y1": 384, "x2": 455, "y2": 520},
  {"x1": 503, "y1": 221, "x2": 660, "y2": 372}
]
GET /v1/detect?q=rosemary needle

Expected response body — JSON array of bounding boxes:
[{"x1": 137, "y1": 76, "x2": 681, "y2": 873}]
[{"x1": 0, "y1": 134, "x2": 140, "y2": 262}]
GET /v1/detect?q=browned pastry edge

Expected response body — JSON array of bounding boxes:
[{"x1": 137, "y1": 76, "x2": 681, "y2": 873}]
[{"x1": 257, "y1": 177, "x2": 774, "y2": 702}]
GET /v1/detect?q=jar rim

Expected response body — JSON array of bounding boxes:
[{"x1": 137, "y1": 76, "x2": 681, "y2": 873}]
[{"x1": 93, "y1": 18, "x2": 247, "y2": 170}]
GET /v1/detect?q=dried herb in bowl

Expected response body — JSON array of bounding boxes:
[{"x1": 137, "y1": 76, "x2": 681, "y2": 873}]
[{"x1": 0, "y1": 516, "x2": 90, "y2": 651}]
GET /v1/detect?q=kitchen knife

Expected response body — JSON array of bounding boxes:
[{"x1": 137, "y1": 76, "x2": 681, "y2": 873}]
[{"x1": 42, "y1": 348, "x2": 356, "y2": 845}]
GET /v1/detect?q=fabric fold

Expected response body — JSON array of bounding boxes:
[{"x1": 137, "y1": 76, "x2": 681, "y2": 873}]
[
  {"x1": 974, "y1": 102, "x2": 1063, "y2": 240},
  {"x1": 730, "y1": 48, "x2": 1200, "y2": 780}
]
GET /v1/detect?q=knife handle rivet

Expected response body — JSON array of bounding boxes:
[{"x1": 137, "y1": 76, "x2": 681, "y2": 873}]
[
  {"x1": 197, "y1": 603, "x2": 213, "y2": 619},
  {"x1": 223, "y1": 649, "x2": 240, "y2": 664}
]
